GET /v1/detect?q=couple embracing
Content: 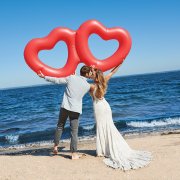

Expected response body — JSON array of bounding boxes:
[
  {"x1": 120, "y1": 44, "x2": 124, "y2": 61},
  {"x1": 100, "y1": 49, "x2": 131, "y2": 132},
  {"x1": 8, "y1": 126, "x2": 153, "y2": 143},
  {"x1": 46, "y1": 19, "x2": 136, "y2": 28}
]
[{"x1": 38, "y1": 65, "x2": 152, "y2": 170}]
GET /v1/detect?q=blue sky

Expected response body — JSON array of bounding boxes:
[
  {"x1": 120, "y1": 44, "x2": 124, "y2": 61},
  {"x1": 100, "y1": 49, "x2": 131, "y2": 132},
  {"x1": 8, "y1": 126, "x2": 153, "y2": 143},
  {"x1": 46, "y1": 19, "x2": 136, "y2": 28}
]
[{"x1": 0, "y1": 0, "x2": 179, "y2": 88}]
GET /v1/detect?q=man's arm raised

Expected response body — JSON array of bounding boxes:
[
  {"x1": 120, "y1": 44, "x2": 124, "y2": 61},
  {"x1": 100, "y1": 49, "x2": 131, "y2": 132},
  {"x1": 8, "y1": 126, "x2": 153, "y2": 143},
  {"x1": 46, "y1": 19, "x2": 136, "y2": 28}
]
[{"x1": 37, "y1": 71, "x2": 67, "y2": 84}]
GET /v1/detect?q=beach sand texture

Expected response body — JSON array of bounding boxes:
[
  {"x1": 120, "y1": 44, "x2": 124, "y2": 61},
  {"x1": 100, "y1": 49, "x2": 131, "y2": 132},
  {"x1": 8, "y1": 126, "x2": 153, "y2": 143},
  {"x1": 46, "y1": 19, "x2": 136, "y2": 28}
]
[{"x1": 0, "y1": 133, "x2": 180, "y2": 180}]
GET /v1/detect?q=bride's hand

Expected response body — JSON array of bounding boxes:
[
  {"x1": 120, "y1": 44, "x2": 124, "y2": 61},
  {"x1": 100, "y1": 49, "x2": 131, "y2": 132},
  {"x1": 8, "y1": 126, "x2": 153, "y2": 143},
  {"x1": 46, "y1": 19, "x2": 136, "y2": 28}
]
[
  {"x1": 90, "y1": 65, "x2": 96, "y2": 76},
  {"x1": 37, "y1": 71, "x2": 45, "y2": 78},
  {"x1": 90, "y1": 65, "x2": 95, "y2": 68}
]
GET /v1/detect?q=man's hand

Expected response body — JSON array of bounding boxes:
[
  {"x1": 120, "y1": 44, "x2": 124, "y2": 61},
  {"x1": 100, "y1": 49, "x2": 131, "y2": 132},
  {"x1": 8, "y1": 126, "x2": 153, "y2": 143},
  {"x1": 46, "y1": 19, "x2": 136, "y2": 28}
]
[
  {"x1": 72, "y1": 71, "x2": 76, "y2": 75},
  {"x1": 37, "y1": 71, "x2": 45, "y2": 78}
]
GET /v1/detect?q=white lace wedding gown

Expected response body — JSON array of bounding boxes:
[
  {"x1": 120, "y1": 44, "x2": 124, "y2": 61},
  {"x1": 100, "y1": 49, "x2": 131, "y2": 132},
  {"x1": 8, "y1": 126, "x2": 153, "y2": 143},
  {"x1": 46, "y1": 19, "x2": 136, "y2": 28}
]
[{"x1": 92, "y1": 88, "x2": 152, "y2": 170}]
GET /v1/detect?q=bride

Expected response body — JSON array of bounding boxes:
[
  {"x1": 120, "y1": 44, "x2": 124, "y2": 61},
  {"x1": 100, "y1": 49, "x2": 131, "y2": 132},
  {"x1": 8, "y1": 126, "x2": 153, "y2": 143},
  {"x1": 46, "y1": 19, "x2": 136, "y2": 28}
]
[{"x1": 88, "y1": 65, "x2": 152, "y2": 170}]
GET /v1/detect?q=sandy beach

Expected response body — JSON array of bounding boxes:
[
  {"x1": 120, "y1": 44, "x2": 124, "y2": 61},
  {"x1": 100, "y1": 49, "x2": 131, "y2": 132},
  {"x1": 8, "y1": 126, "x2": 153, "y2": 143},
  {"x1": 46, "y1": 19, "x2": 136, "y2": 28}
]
[{"x1": 0, "y1": 132, "x2": 180, "y2": 180}]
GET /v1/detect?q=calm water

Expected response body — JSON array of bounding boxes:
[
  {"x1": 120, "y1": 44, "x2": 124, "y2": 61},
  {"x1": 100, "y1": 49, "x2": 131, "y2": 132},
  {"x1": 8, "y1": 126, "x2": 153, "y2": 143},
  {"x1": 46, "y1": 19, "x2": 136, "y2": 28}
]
[{"x1": 0, "y1": 70, "x2": 180, "y2": 147}]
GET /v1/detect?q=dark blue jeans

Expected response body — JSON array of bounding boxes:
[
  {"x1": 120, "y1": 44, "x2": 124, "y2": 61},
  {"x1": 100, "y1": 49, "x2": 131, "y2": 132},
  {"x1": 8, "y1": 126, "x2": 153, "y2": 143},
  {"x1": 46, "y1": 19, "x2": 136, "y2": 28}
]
[{"x1": 54, "y1": 108, "x2": 80, "y2": 152}]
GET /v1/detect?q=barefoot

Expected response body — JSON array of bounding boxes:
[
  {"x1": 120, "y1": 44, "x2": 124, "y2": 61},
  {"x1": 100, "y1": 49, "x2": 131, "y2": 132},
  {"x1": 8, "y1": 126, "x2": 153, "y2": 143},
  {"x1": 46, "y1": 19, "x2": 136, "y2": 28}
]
[
  {"x1": 53, "y1": 145, "x2": 58, "y2": 155},
  {"x1": 96, "y1": 154, "x2": 103, "y2": 157},
  {"x1": 71, "y1": 153, "x2": 86, "y2": 160},
  {"x1": 71, "y1": 153, "x2": 79, "y2": 160}
]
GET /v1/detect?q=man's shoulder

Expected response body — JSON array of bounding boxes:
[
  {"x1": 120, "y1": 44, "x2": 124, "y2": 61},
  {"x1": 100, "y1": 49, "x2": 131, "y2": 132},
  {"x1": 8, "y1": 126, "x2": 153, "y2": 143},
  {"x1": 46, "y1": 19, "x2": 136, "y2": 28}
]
[
  {"x1": 68, "y1": 75, "x2": 89, "y2": 84},
  {"x1": 68, "y1": 75, "x2": 86, "y2": 80},
  {"x1": 67, "y1": 75, "x2": 77, "y2": 79}
]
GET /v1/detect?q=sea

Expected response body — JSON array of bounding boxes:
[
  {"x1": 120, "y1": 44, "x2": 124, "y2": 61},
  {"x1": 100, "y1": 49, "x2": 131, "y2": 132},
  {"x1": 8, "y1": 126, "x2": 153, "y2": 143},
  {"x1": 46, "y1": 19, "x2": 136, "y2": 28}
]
[{"x1": 0, "y1": 70, "x2": 180, "y2": 149}]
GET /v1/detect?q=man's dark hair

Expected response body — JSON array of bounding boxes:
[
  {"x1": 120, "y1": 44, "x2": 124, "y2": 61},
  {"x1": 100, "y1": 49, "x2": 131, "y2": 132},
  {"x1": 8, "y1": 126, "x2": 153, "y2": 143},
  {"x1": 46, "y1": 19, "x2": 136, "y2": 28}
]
[{"x1": 80, "y1": 65, "x2": 91, "y2": 77}]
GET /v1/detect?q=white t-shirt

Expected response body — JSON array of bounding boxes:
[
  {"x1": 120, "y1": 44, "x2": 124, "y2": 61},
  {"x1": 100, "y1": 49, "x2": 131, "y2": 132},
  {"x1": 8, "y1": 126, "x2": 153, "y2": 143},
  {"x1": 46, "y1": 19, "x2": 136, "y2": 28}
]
[{"x1": 45, "y1": 75, "x2": 90, "y2": 114}]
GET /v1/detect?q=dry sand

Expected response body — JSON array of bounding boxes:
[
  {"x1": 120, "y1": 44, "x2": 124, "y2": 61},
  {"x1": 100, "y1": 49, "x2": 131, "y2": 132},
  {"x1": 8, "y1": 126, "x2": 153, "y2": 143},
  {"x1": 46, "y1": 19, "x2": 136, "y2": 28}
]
[{"x1": 0, "y1": 132, "x2": 180, "y2": 180}]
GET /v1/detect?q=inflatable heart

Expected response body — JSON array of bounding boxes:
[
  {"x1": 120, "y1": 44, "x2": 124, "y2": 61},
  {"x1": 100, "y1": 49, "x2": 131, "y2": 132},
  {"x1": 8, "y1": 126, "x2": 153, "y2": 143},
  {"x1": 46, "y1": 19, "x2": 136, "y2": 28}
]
[
  {"x1": 24, "y1": 28, "x2": 80, "y2": 77},
  {"x1": 76, "y1": 20, "x2": 132, "y2": 71},
  {"x1": 24, "y1": 20, "x2": 132, "y2": 77}
]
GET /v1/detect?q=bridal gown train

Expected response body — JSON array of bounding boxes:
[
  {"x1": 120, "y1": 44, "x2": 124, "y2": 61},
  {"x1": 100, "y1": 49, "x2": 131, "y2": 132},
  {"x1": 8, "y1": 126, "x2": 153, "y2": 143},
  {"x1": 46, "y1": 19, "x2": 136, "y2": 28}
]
[{"x1": 93, "y1": 91, "x2": 152, "y2": 170}]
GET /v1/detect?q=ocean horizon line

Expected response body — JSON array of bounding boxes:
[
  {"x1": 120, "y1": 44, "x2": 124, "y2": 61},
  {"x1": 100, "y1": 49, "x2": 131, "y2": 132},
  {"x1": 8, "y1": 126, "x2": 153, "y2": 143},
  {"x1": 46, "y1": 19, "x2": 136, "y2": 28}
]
[{"x1": 1, "y1": 69, "x2": 179, "y2": 90}]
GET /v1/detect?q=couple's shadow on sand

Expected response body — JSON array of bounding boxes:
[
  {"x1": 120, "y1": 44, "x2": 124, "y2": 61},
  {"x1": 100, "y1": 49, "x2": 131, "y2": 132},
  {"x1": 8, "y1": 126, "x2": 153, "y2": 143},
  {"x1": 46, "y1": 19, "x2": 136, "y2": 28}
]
[{"x1": 0, "y1": 147, "x2": 96, "y2": 159}]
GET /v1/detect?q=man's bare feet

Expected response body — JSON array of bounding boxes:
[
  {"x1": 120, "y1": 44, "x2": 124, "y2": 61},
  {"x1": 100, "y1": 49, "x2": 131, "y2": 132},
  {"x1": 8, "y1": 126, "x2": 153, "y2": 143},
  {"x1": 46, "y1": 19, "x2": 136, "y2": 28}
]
[
  {"x1": 71, "y1": 153, "x2": 79, "y2": 160},
  {"x1": 71, "y1": 153, "x2": 86, "y2": 160},
  {"x1": 96, "y1": 154, "x2": 103, "y2": 157},
  {"x1": 53, "y1": 145, "x2": 58, "y2": 155}
]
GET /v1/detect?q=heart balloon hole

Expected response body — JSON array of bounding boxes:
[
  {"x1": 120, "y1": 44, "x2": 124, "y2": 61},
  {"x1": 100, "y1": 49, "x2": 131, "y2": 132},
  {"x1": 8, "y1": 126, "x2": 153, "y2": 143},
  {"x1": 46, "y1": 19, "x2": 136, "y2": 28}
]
[
  {"x1": 88, "y1": 34, "x2": 118, "y2": 60},
  {"x1": 38, "y1": 41, "x2": 68, "y2": 68}
]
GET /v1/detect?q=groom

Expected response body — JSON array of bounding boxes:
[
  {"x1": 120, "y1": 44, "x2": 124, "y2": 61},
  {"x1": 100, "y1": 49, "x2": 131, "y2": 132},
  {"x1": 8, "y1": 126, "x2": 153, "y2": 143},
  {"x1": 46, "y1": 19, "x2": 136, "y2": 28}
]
[{"x1": 38, "y1": 66, "x2": 93, "y2": 159}]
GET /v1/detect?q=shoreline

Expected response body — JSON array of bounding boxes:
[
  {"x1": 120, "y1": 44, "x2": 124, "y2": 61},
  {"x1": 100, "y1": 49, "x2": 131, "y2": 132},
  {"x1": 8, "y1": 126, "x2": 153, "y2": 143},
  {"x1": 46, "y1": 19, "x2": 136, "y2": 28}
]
[
  {"x1": 0, "y1": 130, "x2": 180, "y2": 180},
  {"x1": 1, "y1": 129, "x2": 180, "y2": 155}
]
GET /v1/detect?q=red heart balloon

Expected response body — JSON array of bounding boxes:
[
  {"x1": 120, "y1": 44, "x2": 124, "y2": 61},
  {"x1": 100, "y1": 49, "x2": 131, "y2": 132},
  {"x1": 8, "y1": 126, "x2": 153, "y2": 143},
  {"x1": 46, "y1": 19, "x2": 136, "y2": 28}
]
[
  {"x1": 24, "y1": 20, "x2": 132, "y2": 77},
  {"x1": 76, "y1": 20, "x2": 132, "y2": 71},
  {"x1": 24, "y1": 28, "x2": 80, "y2": 77}
]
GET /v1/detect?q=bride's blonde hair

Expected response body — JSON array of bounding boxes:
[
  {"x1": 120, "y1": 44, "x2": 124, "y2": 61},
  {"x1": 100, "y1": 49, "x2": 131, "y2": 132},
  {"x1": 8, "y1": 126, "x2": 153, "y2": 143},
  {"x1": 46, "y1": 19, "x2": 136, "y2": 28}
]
[{"x1": 93, "y1": 68, "x2": 107, "y2": 98}]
